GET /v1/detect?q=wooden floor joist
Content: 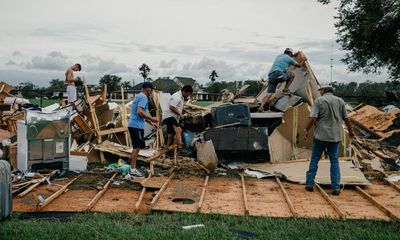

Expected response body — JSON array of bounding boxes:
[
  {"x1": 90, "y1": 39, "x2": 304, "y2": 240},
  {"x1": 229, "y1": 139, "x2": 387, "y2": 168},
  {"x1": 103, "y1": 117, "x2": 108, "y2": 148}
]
[
  {"x1": 275, "y1": 177, "x2": 297, "y2": 217},
  {"x1": 87, "y1": 173, "x2": 118, "y2": 211},
  {"x1": 38, "y1": 176, "x2": 80, "y2": 210},
  {"x1": 355, "y1": 186, "x2": 399, "y2": 220},
  {"x1": 240, "y1": 174, "x2": 250, "y2": 216},
  {"x1": 315, "y1": 184, "x2": 347, "y2": 219},
  {"x1": 383, "y1": 179, "x2": 400, "y2": 193},
  {"x1": 197, "y1": 175, "x2": 209, "y2": 213},
  {"x1": 150, "y1": 172, "x2": 175, "y2": 208},
  {"x1": 135, "y1": 174, "x2": 152, "y2": 211}
]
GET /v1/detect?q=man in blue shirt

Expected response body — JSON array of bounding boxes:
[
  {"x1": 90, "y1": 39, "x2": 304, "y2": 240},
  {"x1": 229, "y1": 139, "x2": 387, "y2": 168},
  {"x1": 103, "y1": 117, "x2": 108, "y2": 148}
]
[
  {"x1": 128, "y1": 82, "x2": 158, "y2": 177},
  {"x1": 258, "y1": 48, "x2": 305, "y2": 112}
]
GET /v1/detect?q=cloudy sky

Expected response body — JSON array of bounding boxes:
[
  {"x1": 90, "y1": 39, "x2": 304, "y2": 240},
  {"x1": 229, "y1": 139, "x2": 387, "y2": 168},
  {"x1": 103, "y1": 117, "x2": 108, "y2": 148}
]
[{"x1": 0, "y1": 0, "x2": 388, "y2": 87}]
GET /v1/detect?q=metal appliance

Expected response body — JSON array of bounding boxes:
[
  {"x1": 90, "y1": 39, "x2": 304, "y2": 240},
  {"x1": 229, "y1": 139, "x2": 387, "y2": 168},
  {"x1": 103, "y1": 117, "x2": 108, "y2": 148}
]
[{"x1": 17, "y1": 109, "x2": 70, "y2": 171}]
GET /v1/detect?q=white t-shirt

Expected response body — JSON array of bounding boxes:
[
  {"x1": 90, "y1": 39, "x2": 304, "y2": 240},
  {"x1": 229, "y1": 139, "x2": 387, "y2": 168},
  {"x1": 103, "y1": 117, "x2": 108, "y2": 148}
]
[{"x1": 162, "y1": 91, "x2": 184, "y2": 121}]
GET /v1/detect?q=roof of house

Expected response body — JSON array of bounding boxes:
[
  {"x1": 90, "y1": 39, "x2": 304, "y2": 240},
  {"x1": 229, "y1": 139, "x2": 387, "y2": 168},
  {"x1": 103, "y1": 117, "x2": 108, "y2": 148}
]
[
  {"x1": 174, "y1": 76, "x2": 196, "y2": 87},
  {"x1": 153, "y1": 77, "x2": 180, "y2": 93}
]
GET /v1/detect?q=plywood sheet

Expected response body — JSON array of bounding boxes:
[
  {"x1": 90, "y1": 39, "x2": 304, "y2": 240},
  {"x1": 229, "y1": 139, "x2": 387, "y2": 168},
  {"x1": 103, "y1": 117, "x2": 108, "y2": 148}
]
[{"x1": 241, "y1": 160, "x2": 370, "y2": 185}]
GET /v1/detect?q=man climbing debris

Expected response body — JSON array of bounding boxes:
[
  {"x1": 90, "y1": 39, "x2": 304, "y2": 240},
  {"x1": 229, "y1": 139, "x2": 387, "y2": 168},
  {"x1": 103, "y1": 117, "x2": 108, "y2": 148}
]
[{"x1": 259, "y1": 48, "x2": 306, "y2": 112}]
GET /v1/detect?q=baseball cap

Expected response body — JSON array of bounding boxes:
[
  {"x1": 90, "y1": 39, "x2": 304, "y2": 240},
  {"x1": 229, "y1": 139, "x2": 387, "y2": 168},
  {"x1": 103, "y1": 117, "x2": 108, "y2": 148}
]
[
  {"x1": 284, "y1": 48, "x2": 294, "y2": 54},
  {"x1": 142, "y1": 81, "x2": 154, "y2": 89},
  {"x1": 318, "y1": 83, "x2": 333, "y2": 91}
]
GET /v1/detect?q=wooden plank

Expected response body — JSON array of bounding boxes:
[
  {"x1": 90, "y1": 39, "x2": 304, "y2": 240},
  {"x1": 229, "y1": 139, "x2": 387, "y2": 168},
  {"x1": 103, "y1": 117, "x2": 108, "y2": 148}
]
[
  {"x1": 72, "y1": 114, "x2": 92, "y2": 134},
  {"x1": 135, "y1": 174, "x2": 152, "y2": 211},
  {"x1": 240, "y1": 174, "x2": 250, "y2": 216},
  {"x1": 98, "y1": 127, "x2": 128, "y2": 136},
  {"x1": 18, "y1": 178, "x2": 46, "y2": 198},
  {"x1": 197, "y1": 175, "x2": 209, "y2": 212},
  {"x1": 355, "y1": 186, "x2": 399, "y2": 220},
  {"x1": 315, "y1": 184, "x2": 346, "y2": 219},
  {"x1": 70, "y1": 150, "x2": 88, "y2": 157},
  {"x1": 150, "y1": 172, "x2": 175, "y2": 208},
  {"x1": 38, "y1": 176, "x2": 80, "y2": 210},
  {"x1": 146, "y1": 144, "x2": 177, "y2": 162},
  {"x1": 86, "y1": 173, "x2": 118, "y2": 211},
  {"x1": 120, "y1": 86, "x2": 131, "y2": 147},
  {"x1": 383, "y1": 179, "x2": 400, "y2": 193},
  {"x1": 275, "y1": 177, "x2": 297, "y2": 217},
  {"x1": 184, "y1": 102, "x2": 209, "y2": 111}
]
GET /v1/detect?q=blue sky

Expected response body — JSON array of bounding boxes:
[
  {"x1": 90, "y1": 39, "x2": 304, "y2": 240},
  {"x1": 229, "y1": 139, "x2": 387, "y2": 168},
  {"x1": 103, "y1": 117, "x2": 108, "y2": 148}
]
[{"x1": 0, "y1": 0, "x2": 388, "y2": 87}]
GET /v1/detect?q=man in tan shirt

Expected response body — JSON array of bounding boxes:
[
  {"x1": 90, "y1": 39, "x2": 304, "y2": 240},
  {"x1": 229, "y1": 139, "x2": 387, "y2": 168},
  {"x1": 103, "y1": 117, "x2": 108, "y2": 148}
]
[{"x1": 65, "y1": 63, "x2": 81, "y2": 104}]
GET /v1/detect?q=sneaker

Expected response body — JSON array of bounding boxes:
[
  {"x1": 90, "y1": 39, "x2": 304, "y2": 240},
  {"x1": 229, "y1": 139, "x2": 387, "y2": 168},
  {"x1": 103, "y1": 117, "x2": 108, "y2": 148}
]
[
  {"x1": 129, "y1": 168, "x2": 144, "y2": 177},
  {"x1": 305, "y1": 186, "x2": 314, "y2": 192},
  {"x1": 282, "y1": 88, "x2": 290, "y2": 93},
  {"x1": 332, "y1": 189, "x2": 340, "y2": 195}
]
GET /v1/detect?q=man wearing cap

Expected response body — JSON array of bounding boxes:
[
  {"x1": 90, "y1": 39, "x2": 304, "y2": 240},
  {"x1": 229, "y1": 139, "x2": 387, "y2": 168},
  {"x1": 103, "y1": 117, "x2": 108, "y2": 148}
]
[
  {"x1": 128, "y1": 82, "x2": 159, "y2": 177},
  {"x1": 258, "y1": 48, "x2": 305, "y2": 112},
  {"x1": 162, "y1": 85, "x2": 193, "y2": 154},
  {"x1": 303, "y1": 84, "x2": 354, "y2": 195}
]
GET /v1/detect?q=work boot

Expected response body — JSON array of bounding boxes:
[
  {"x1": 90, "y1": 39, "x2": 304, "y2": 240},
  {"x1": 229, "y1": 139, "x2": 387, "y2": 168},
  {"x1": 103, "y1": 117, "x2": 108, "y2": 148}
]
[
  {"x1": 305, "y1": 185, "x2": 314, "y2": 192},
  {"x1": 332, "y1": 189, "x2": 340, "y2": 196}
]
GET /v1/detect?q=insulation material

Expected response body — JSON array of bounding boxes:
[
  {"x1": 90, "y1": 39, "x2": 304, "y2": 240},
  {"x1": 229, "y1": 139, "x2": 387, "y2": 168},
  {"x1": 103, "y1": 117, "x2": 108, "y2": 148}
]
[{"x1": 240, "y1": 159, "x2": 370, "y2": 185}]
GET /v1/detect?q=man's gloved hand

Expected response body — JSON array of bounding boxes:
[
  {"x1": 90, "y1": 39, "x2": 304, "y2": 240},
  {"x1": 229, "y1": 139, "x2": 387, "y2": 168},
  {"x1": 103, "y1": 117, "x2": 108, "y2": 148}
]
[{"x1": 257, "y1": 106, "x2": 264, "y2": 112}]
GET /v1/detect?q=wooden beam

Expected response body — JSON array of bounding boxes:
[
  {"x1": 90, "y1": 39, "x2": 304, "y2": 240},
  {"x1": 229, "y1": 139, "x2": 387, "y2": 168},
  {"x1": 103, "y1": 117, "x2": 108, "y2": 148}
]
[
  {"x1": 315, "y1": 184, "x2": 346, "y2": 219},
  {"x1": 38, "y1": 176, "x2": 80, "y2": 210},
  {"x1": 197, "y1": 175, "x2": 209, "y2": 213},
  {"x1": 98, "y1": 127, "x2": 128, "y2": 136},
  {"x1": 184, "y1": 102, "x2": 209, "y2": 111},
  {"x1": 275, "y1": 177, "x2": 297, "y2": 217},
  {"x1": 87, "y1": 173, "x2": 118, "y2": 211},
  {"x1": 355, "y1": 186, "x2": 399, "y2": 220},
  {"x1": 383, "y1": 179, "x2": 400, "y2": 193},
  {"x1": 150, "y1": 172, "x2": 175, "y2": 208},
  {"x1": 135, "y1": 174, "x2": 152, "y2": 211},
  {"x1": 18, "y1": 178, "x2": 46, "y2": 198},
  {"x1": 120, "y1": 86, "x2": 131, "y2": 147},
  {"x1": 240, "y1": 174, "x2": 250, "y2": 216},
  {"x1": 146, "y1": 144, "x2": 177, "y2": 162}
]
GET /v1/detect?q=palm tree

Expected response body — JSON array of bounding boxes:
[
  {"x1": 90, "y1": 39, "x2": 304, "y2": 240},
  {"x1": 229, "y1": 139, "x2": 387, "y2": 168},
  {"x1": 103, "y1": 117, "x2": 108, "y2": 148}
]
[
  {"x1": 139, "y1": 63, "x2": 151, "y2": 82},
  {"x1": 209, "y1": 70, "x2": 219, "y2": 82}
]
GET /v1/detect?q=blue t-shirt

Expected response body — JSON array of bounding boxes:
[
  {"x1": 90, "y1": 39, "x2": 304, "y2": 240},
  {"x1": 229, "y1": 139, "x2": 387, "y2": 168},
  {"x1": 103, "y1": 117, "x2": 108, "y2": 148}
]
[
  {"x1": 268, "y1": 54, "x2": 297, "y2": 74},
  {"x1": 128, "y1": 92, "x2": 148, "y2": 129}
]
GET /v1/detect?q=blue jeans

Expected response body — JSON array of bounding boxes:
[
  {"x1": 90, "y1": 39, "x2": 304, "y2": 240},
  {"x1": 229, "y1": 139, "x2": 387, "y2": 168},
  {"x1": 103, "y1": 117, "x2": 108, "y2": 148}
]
[{"x1": 306, "y1": 138, "x2": 340, "y2": 190}]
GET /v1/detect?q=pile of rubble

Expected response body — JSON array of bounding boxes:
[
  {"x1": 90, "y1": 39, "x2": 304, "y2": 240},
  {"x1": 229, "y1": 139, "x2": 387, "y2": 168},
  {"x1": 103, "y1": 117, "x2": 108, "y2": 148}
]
[{"x1": 1, "y1": 52, "x2": 399, "y2": 199}]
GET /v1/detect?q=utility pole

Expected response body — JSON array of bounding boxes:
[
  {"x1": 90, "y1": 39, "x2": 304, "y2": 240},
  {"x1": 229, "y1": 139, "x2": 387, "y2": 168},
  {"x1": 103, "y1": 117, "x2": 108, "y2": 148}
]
[{"x1": 330, "y1": 43, "x2": 334, "y2": 84}]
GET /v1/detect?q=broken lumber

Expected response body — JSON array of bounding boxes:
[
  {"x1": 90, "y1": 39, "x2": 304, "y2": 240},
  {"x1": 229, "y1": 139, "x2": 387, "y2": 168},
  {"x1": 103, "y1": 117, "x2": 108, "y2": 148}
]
[
  {"x1": 315, "y1": 184, "x2": 346, "y2": 219},
  {"x1": 147, "y1": 145, "x2": 177, "y2": 162},
  {"x1": 18, "y1": 178, "x2": 46, "y2": 198},
  {"x1": 38, "y1": 176, "x2": 80, "y2": 210},
  {"x1": 87, "y1": 173, "x2": 118, "y2": 211},
  {"x1": 197, "y1": 175, "x2": 209, "y2": 213},
  {"x1": 355, "y1": 186, "x2": 399, "y2": 220}
]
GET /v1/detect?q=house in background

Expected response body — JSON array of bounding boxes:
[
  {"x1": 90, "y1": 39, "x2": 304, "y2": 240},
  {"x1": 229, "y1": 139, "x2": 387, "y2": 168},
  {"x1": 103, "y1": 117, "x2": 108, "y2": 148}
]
[{"x1": 173, "y1": 76, "x2": 201, "y2": 92}]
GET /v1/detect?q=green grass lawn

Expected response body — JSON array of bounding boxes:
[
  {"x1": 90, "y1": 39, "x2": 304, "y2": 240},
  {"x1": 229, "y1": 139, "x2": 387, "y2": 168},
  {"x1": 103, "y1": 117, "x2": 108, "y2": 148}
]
[
  {"x1": 28, "y1": 99, "x2": 60, "y2": 107},
  {"x1": 1, "y1": 212, "x2": 399, "y2": 240},
  {"x1": 193, "y1": 101, "x2": 215, "y2": 107}
]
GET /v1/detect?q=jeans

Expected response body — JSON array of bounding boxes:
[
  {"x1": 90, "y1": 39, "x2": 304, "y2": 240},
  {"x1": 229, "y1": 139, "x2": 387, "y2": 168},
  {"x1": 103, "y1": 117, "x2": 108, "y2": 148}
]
[{"x1": 306, "y1": 138, "x2": 340, "y2": 190}]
